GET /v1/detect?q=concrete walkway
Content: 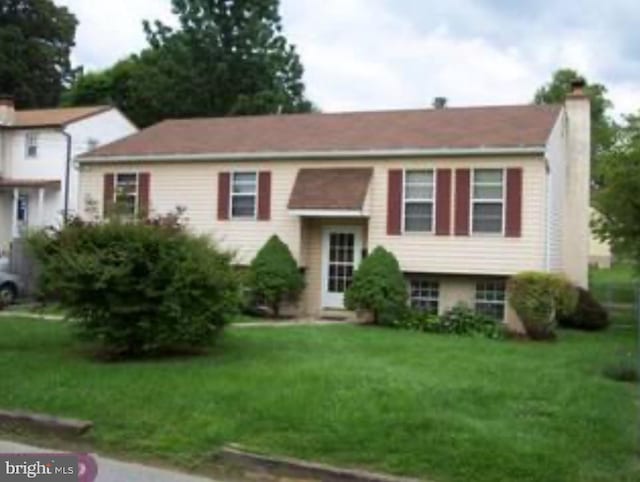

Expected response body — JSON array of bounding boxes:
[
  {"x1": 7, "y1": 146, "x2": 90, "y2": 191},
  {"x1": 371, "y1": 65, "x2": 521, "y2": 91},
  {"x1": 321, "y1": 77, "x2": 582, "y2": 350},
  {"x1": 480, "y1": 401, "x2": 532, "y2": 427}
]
[
  {"x1": 0, "y1": 311, "x2": 359, "y2": 327},
  {"x1": 0, "y1": 440, "x2": 219, "y2": 482}
]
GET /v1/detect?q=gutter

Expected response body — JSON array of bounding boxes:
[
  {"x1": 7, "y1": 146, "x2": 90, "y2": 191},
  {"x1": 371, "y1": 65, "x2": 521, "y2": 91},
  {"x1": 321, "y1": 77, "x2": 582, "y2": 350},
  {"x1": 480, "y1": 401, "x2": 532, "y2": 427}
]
[
  {"x1": 78, "y1": 146, "x2": 546, "y2": 164},
  {"x1": 61, "y1": 130, "x2": 72, "y2": 223}
]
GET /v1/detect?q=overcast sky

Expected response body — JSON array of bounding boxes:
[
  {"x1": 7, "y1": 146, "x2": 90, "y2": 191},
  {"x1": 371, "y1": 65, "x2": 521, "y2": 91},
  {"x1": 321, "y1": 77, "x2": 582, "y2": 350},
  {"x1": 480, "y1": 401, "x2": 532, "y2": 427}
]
[{"x1": 55, "y1": 0, "x2": 640, "y2": 116}]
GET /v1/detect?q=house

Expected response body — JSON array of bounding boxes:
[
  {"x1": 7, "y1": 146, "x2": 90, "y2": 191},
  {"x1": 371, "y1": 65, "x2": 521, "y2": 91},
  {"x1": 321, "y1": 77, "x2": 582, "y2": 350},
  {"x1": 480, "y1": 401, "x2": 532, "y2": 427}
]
[
  {"x1": 77, "y1": 81, "x2": 590, "y2": 332},
  {"x1": 589, "y1": 207, "x2": 612, "y2": 268},
  {"x1": 0, "y1": 98, "x2": 137, "y2": 253}
]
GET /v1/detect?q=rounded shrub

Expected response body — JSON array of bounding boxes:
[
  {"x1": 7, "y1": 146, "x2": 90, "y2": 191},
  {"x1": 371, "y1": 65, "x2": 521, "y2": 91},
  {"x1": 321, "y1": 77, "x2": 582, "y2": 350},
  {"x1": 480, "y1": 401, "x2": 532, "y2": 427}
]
[
  {"x1": 344, "y1": 246, "x2": 407, "y2": 325},
  {"x1": 558, "y1": 287, "x2": 610, "y2": 331},
  {"x1": 248, "y1": 235, "x2": 305, "y2": 317},
  {"x1": 507, "y1": 271, "x2": 578, "y2": 340},
  {"x1": 28, "y1": 213, "x2": 240, "y2": 359}
]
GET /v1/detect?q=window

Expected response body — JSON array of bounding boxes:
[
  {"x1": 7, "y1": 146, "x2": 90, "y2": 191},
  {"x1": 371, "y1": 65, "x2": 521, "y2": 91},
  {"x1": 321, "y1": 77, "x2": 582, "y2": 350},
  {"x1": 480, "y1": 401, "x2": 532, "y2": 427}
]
[
  {"x1": 25, "y1": 132, "x2": 38, "y2": 158},
  {"x1": 472, "y1": 169, "x2": 504, "y2": 234},
  {"x1": 231, "y1": 172, "x2": 257, "y2": 218},
  {"x1": 17, "y1": 194, "x2": 29, "y2": 223},
  {"x1": 114, "y1": 173, "x2": 138, "y2": 217},
  {"x1": 404, "y1": 170, "x2": 434, "y2": 232},
  {"x1": 475, "y1": 280, "x2": 506, "y2": 321},
  {"x1": 409, "y1": 279, "x2": 439, "y2": 314}
]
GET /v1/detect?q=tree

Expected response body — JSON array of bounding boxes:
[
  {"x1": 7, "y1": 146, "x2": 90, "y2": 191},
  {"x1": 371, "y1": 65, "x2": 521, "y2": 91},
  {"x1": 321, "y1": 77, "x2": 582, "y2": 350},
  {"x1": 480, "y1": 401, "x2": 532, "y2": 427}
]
[
  {"x1": 534, "y1": 68, "x2": 617, "y2": 164},
  {"x1": 0, "y1": 0, "x2": 78, "y2": 108},
  {"x1": 344, "y1": 246, "x2": 408, "y2": 325},
  {"x1": 64, "y1": 0, "x2": 313, "y2": 127},
  {"x1": 592, "y1": 114, "x2": 640, "y2": 267},
  {"x1": 248, "y1": 235, "x2": 305, "y2": 317}
]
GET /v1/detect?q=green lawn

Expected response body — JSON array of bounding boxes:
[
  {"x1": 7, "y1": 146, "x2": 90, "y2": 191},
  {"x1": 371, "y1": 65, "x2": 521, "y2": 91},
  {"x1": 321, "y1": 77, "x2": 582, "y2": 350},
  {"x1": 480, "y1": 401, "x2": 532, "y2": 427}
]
[{"x1": 0, "y1": 318, "x2": 637, "y2": 482}]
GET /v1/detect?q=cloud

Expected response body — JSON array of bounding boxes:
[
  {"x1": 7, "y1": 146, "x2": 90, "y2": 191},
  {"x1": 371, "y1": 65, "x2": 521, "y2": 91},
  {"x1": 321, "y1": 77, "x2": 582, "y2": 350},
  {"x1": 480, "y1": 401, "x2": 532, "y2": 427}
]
[{"x1": 55, "y1": 0, "x2": 640, "y2": 116}]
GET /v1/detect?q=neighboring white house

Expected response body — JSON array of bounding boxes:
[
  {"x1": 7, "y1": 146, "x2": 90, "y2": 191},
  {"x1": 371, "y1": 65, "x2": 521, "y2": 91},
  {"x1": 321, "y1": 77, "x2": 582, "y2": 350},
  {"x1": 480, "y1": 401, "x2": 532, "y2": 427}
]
[
  {"x1": 0, "y1": 98, "x2": 137, "y2": 253},
  {"x1": 589, "y1": 207, "x2": 612, "y2": 268}
]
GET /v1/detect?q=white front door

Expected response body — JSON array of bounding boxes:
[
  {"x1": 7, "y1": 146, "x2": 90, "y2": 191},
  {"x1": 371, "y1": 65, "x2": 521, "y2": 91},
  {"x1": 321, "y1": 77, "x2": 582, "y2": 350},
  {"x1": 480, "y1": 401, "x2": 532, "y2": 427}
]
[{"x1": 321, "y1": 226, "x2": 363, "y2": 308}]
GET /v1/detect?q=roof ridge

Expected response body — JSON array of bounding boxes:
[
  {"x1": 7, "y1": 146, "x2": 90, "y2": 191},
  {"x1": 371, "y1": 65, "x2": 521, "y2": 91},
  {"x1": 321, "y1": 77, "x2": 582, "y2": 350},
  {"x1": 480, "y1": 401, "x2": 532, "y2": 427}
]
[{"x1": 159, "y1": 103, "x2": 562, "y2": 124}]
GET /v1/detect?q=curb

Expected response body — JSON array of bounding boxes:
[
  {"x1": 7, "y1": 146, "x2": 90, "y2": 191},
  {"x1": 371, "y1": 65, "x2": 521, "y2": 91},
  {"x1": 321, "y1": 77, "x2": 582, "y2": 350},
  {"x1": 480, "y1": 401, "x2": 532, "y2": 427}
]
[
  {"x1": 218, "y1": 444, "x2": 423, "y2": 482},
  {"x1": 0, "y1": 410, "x2": 93, "y2": 437}
]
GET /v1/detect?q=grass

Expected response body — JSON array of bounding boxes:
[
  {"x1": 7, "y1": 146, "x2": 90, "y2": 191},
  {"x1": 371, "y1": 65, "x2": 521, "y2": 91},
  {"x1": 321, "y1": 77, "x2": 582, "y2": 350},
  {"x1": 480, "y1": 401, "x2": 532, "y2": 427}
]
[{"x1": 0, "y1": 318, "x2": 637, "y2": 482}]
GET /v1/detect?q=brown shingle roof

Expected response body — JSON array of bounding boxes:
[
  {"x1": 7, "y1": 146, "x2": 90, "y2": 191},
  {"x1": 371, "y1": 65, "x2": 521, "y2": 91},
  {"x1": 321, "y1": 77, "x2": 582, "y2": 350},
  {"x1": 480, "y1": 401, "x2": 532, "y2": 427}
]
[
  {"x1": 83, "y1": 104, "x2": 561, "y2": 159},
  {"x1": 0, "y1": 178, "x2": 61, "y2": 189},
  {"x1": 288, "y1": 168, "x2": 373, "y2": 210},
  {"x1": 13, "y1": 106, "x2": 112, "y2": 128}
]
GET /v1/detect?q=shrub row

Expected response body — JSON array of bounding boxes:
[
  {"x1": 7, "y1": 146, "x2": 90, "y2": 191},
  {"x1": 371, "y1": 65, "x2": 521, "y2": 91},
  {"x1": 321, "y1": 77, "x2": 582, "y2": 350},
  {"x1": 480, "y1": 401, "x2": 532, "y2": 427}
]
[{"x1": 396, "y1": 303, "x2": 504, "y2": 339}]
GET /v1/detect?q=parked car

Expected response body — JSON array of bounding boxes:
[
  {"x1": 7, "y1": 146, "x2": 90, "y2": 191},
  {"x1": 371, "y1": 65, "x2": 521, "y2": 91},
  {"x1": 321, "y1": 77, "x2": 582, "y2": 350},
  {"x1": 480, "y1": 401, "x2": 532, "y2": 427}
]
[{"x1": 0, "y1": 271, "x2": 21, "y2": 305}]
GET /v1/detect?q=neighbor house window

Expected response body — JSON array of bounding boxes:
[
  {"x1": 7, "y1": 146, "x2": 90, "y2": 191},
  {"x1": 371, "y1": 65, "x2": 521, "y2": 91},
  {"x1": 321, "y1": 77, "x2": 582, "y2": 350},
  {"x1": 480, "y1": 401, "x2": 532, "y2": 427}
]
[
  {"x1": 114, "y1": 173, "x2": 138, "y2": 217},
  {"x1": 231, "y1": 172, "x2": 257, "y2": 218},
  {"x1": 409, "y1": 279, "x2": 439, "y2": 314},
  {"x1": 475, "y1": 280, "x2": 506, "y2": 321},
  {"x1": 472, "y1": 169, "x2": 504, "y2": 234},
  {"x1": 404, "y1": 170, "x2": 434, "y2": 232},
  {"x1": 87, "y1": 137, "x2": 99, "y2": 151},
  {"x1": 25, "y1": 132, "x2": 38, "y2": 158}
]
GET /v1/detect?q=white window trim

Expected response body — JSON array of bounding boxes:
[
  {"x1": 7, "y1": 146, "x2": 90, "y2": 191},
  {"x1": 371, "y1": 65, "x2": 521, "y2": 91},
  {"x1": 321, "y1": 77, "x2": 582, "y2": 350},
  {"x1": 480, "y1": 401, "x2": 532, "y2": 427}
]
[
  {"x1": 474, "y1": 280, "x2": 506, "y2": 322},
  {"x1": 114, "y1": 172, "x2": 139, "y2": 217},
  {"x1": 229, "y1": 171, "x2": 259, "y2": 220},
  {"x1": 470, "y1": 168, "x2": 506, "y2": 236},
  {"x1": 402, "y1": 168, "x2": 437, "y2": 234},
  {"x1": 25, "y1": 132, "x2": 38, "y2": 158}
]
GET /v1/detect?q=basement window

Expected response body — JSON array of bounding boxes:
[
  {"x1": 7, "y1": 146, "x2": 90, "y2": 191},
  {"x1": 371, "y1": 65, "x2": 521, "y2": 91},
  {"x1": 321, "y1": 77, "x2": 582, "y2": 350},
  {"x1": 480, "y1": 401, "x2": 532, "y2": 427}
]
[
  {"x1": 475, "y1": 280, "x2": 506, "y2": 321},
  {"x1": 409, "y1": 278, "x2": 439, "y2": 314}
]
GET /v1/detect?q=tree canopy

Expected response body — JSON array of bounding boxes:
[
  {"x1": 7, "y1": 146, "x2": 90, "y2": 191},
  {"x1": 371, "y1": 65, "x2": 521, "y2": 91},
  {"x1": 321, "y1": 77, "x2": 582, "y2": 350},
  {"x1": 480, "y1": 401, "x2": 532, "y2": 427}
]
[
  {"x1": 534, "y1": 68, "x2": 617, "y2": 157},
  {"x1": 63, "y1": 0, "x2": 313, "y2": 127},
  {"x1": 592, "y1": 113, "x2": 640, "y2": 266},
  {"x1": 0, "y1": 0, "x2": 78, "y2": 108}
]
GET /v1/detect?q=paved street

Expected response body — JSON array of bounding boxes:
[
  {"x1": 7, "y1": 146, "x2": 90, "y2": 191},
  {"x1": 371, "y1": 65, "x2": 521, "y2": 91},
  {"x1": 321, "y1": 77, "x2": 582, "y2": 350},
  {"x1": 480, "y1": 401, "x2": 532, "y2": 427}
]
[{"x1": 0, "y1": 440, "x2": 219, "y2": 482}]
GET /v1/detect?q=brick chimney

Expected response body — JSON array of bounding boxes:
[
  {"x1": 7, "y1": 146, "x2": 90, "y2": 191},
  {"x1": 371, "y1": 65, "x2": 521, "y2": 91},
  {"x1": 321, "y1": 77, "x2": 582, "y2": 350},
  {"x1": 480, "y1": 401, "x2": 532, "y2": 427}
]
[
  {"x1": 0, "y1": 96, "x2": 15, "y2": 126},
  {"x1": 562, "y1": 78, "x2": 591, "y2": 288}
]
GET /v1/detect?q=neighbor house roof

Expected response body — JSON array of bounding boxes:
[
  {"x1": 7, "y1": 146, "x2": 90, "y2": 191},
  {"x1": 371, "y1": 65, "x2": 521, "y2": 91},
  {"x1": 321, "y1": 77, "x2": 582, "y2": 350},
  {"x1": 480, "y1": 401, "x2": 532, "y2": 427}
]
[
  {"x1": 289, "y1": 168, "x2": 373, "y2": 211},
  {"x1": 13, "y1": 106, "x2": 112, "y2": 128},
  {"x1": 81, "y1": 104, "x2": 561, "y2": 160},
  {"x1": 0, "y1": 178, "x2": 61, "y2": 189}
]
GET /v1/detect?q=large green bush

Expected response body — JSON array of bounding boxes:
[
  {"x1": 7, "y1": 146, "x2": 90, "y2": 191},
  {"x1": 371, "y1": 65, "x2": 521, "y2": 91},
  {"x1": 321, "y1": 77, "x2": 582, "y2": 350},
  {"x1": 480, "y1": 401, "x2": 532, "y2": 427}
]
[
  {"x1": 29, "y1": 213, "x2": 240, "y2": 359},
  {"x1": 344, "y1": 246, "x2": 408, "y2": 325},
  {"x1": 508, "y1": 272, "x2": 578, "y2": 340},
  {"x1": 248, "y1": 235, "x2": 305, "y2": 317},
  {"x1": 558, "y1": 287, "x2": 610, "y2": 331}
]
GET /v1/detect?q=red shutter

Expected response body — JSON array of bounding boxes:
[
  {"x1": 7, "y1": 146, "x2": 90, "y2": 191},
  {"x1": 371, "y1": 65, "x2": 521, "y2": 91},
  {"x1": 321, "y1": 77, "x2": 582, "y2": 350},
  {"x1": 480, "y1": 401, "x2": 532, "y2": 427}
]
[
  {"x1": 103, "y1": 173, "x2": 114, "y2": 218},
  {"x1": 217, "y1": 172, "x2": 230, "y2": 220},
  {"x1": 454, "y1": 169, "x2": 470, "y2": 236},
  {"x1": 505, "y1": 168, "x2": 523, "y2": 237},
  {"x1": 138, "y1": 172, "x2": 151, "y2": 218},
  {"x1": 387, "y1": 169, "x2": 403, "y2": 235},
  {"x1": 435, "y1": 169, "x2": 452, "y2": 235},
  {"x1": 257, "y1": 171, "x2": 271, "y2": 221}
]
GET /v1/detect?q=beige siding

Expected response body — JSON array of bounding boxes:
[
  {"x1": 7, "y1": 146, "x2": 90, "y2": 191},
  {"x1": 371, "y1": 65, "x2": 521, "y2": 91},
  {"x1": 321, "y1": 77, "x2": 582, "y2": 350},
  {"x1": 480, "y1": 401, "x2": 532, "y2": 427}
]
[
  {"x1": 79, "y1": 156, "x2": 547, "y2": 274},
  {"x1": 368, "y1": 158, "x2": 547, "y2": 275}
]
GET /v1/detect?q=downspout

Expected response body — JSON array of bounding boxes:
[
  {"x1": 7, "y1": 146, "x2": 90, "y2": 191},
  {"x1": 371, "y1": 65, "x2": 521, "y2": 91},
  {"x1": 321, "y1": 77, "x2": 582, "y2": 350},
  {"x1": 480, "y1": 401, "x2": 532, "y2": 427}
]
[{"x1": 61, "y1": 130, "x2": 72, "y2": 224}]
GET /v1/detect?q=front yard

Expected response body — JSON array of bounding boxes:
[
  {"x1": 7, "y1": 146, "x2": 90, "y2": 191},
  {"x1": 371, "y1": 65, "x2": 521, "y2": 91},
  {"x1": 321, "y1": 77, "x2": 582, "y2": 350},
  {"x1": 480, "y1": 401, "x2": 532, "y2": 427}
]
[{"x1": 0, "y1": 317, "x2": 637, "y2": 482}]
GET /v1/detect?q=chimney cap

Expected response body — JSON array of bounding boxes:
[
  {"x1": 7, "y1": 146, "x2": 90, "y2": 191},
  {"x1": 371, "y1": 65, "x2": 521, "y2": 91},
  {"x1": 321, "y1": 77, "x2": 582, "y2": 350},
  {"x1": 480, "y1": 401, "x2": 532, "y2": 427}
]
[{"x1": 568, "y1": 78, "x2": 587, "y2": 97}]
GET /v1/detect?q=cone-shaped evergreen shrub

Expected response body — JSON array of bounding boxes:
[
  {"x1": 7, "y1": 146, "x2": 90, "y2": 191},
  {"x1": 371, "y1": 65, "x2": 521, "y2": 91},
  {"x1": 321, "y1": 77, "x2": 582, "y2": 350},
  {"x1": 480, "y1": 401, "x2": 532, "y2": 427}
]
[
  {"x1": 344, "y1": 246, "x2": 408, "y2": 325},
  {"x1": 248, "y1": 235, "x2": 305, "y2": 317}
]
